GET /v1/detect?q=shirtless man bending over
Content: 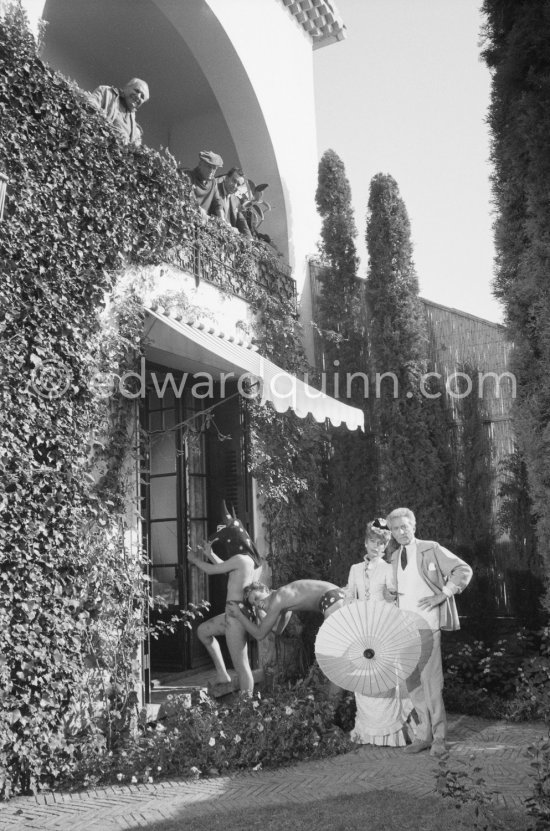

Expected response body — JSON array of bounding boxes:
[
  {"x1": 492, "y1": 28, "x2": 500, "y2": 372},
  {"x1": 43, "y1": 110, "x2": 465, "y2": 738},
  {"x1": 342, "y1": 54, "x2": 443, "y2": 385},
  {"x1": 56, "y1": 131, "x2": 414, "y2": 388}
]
[
  {"x1": 226, "y1": 579, "x2": 345, "y2": 640},
  {"x1": 187, "y1": 506, "x2": 261, "y2": 694}
]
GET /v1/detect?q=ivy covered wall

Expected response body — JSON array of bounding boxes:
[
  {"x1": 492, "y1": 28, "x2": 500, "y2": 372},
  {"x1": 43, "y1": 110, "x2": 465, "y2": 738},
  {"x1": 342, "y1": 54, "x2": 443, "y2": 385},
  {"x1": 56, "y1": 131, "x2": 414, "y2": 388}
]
[{"x1": 0, "y1": 5, "x2": 328, "y2": 795}]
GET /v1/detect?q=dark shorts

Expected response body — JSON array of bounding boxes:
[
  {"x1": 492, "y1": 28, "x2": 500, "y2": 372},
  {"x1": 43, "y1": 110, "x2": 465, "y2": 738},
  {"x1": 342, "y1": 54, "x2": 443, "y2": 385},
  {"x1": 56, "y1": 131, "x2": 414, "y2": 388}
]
[
  {"x1": 319, "y1": 588, "x2": 345, "y2": 616},
  {"x1": 226, "y1": 600, "x2": 257, "y2": 623}
]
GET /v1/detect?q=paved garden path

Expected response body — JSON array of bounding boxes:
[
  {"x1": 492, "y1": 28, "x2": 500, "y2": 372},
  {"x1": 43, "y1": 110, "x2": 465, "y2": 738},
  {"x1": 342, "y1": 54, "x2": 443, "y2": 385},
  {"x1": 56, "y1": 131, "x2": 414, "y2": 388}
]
[{"x1": 0, "y1": 715, "x2": 545, "y2": 830}]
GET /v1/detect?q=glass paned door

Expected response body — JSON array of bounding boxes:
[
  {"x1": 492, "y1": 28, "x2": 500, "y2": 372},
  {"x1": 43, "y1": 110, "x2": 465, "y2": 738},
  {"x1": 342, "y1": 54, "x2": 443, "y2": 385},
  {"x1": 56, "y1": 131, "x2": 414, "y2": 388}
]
[{"x1": 145, "y1": 387, "x2": 186, "y2": 672}]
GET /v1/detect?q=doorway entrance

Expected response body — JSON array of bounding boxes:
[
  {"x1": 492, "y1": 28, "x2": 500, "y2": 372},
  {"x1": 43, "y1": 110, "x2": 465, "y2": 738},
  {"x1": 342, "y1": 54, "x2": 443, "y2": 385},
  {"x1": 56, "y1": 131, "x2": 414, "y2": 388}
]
[{"x1": 141, "y1": 365, "x2": 253, "y2": 695}]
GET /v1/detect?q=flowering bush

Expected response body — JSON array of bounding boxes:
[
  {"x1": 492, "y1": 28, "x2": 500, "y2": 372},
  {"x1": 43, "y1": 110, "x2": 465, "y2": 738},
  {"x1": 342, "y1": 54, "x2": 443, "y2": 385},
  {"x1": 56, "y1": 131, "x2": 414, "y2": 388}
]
[{"x1": 62, "y1": 685, "x2": 351, "y2": 789}]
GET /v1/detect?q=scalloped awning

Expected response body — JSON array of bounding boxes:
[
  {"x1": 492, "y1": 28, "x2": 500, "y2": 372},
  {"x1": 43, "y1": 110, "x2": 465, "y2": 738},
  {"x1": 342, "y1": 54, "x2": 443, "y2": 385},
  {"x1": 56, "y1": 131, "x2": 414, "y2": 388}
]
[{"x1": 145, "y1": 309, "x2": 364, "y2": 432}]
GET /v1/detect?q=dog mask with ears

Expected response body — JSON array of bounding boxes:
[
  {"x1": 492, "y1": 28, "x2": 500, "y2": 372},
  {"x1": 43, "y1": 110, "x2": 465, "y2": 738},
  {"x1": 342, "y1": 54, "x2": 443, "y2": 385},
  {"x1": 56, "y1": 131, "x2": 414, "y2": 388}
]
[{"x1": 208, "y1": 501, "x2": 261, "y2": 567}]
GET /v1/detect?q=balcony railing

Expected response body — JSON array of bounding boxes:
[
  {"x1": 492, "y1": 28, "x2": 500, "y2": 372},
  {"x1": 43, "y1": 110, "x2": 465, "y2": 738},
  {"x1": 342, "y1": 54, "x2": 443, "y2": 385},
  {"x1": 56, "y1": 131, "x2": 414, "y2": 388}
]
[{"x1": 164, "y1": 218, "x2": 296, "y2": 309}]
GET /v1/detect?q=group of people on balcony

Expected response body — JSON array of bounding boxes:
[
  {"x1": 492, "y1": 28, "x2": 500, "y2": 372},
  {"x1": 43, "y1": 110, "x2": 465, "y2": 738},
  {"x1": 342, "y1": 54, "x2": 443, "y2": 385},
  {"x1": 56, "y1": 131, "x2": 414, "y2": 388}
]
[
  {"x1": 87, "y1": 78, "x2": 269, "y2": 242},
  {"x1": 189, "y1": 506, "x2": 472, "y2": 759},
  {"x1": 186, "y1": 151, "x2": 253, "y2": 238}
]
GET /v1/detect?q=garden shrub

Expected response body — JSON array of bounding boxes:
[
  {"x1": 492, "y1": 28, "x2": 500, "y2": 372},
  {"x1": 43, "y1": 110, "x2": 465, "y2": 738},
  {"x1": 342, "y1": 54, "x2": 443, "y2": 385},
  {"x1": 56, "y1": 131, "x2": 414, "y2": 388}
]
[
  {"x1": 526, "y1": 734, "x2": 550, "y2": 831},
  {"x1": 61, "y1": 687, "x2": 351, "y2": 790},
  {"x1": 442, "y1": 627, "x2": 550, "y2": 722}
]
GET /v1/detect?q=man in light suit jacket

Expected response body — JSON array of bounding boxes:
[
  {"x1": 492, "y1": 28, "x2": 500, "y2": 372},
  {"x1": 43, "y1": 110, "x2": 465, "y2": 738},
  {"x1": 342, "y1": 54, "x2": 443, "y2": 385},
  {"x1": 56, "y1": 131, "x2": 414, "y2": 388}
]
[{"x1": 387, "y1": 507, "x2": 472, "y2": 757}]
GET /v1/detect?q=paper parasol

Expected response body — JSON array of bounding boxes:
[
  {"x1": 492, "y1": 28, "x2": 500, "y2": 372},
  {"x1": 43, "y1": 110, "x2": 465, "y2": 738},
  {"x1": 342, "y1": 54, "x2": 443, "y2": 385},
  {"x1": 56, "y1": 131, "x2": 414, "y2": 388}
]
[{"x1": 315, "y1": 601, "x2": 424, "y2": 697}]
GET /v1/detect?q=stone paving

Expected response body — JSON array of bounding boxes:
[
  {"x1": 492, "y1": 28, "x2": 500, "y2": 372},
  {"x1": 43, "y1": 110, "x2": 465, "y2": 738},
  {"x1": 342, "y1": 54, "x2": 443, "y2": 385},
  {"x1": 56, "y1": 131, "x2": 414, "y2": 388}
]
[{"x1": 0, "y1": 715, "x2": 545, "y2": 831}]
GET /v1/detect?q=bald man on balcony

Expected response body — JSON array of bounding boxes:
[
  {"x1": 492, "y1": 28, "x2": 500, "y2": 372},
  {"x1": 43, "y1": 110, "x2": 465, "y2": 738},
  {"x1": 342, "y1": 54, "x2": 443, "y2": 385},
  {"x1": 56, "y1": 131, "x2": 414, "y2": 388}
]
[{"x1": 88, "y1": 78, "x2": 149, "y2": 146}]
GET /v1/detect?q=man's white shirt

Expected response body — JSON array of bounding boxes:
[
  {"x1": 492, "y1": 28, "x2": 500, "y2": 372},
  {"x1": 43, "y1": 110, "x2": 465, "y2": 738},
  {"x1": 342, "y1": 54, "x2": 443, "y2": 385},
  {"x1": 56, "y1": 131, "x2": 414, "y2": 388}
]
[{"x1": 397, "y1": 541, "x2": 439, "y2": 630}]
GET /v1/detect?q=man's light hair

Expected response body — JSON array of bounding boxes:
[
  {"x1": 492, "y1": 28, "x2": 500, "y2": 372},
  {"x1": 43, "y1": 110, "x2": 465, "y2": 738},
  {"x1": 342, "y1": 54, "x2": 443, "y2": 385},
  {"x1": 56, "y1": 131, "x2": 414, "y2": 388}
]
[
  {"x1": 243, "y1": 581, "x2": 269, "y2": 602},
  {"x1": 386, "y1": 507, "x2": 416, "y2": 526}
]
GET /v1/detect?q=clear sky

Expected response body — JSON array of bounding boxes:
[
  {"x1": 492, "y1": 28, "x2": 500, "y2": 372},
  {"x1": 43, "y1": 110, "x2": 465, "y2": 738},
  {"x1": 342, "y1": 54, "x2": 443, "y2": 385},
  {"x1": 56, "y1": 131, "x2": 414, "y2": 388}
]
[{"x1": 313, "y1": 0, "x2": 502, "y2": 323}]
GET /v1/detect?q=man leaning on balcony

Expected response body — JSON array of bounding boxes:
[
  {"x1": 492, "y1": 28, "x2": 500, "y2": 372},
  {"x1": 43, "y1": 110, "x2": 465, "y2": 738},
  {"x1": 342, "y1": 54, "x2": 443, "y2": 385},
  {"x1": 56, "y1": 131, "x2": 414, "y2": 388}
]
[
  {"x1": 87, "y1": 78, "x2": 149, "y2": 146},
  {"x1": 185, "y1": 150, "x2": 225, "y2": 220}
]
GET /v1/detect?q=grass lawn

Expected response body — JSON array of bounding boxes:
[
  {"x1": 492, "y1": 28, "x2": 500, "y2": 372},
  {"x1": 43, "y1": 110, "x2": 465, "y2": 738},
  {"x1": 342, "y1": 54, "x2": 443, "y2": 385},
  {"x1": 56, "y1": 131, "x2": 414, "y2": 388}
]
[{"x1": 144, "y1": 789, "x2": 531, "y2": 831}]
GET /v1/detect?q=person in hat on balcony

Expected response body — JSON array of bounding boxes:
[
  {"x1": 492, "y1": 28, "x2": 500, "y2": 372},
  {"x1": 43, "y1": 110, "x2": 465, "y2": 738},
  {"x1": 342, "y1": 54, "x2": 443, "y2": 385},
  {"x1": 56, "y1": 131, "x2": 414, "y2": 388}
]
[
  {"x1": 87, "y1": 78, "x2": 149, "y2": 146},
  {"x1": 216, "y1": 167, "x2": 252, "y2": 237},
  {"x1": 185, "y1": 150, "x2": 225, "y2": 219},
  {"x1": 187, "y1": 502, "x2": 261, "y2": 695}
]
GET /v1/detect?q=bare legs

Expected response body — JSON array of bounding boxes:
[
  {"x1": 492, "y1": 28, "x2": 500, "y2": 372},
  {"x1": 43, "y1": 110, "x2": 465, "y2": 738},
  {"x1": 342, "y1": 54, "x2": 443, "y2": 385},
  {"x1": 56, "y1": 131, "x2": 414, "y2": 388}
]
[
  {"x1": 225, "y1": 615, "x2": 254, "y2": 694},
  {"x1": 197, "y1": 614, "x2": 232, "y2": 684},
  {"x1": 197, "y1": 612, "x2": 254, "y2": 694}
]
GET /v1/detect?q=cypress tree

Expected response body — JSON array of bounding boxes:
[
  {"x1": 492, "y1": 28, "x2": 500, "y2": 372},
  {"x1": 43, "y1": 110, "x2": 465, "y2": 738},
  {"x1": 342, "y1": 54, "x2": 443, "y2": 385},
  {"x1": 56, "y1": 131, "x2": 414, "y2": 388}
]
[
  {"x1": 315, "y1": 149, "x2": 364, "y2": 396},
  {"x1": 314, "y1": 150, "x2": 374, "y2": 582},
  {"x1": 365, "y1": 173, "x2": 453, "y2": 539}
]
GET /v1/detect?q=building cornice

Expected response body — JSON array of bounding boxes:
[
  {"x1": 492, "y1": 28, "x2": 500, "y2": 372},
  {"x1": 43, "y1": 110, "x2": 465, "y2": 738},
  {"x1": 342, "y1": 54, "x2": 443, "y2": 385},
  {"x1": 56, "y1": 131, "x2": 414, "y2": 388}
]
[{"x1": 279, "y1": 0, "x2": 346, "y2": 49}]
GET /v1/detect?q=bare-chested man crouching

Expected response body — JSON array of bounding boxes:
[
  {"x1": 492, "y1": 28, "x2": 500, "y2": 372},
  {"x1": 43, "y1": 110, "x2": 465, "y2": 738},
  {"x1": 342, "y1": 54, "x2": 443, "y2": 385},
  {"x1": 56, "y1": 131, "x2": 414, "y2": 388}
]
[{"x1": 226, "y1": 579, "x2": 345, "y2": 640}]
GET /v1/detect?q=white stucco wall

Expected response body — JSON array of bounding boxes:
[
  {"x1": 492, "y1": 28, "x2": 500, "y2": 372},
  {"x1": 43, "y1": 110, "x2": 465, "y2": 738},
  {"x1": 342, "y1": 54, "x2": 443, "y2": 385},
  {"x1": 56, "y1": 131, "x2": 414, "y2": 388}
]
[{"x1": 202, "y1": 0, "x2": 321, "y2": 294}]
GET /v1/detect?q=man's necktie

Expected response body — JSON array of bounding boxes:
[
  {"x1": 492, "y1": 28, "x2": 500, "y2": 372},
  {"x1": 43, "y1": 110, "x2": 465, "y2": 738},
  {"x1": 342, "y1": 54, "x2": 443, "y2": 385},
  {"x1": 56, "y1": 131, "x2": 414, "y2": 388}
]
[{"x1": 400, "y1": 545, "x2": 407, "y2": 570}]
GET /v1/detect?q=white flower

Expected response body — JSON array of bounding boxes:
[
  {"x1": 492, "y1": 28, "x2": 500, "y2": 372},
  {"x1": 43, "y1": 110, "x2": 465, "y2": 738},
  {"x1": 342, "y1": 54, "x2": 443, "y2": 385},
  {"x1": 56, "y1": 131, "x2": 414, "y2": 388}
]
[
  {"x1": 190, "y1": 766, "x2": 201, "y2": 777},
  {"x1": 220, "y1": 731, "x2": 226, "y2": 738},
  {"x1": 234, "y1": 734, "x2": 242, "y2": 744},
  {"x1": 257, "y1": 723, "x2": 264, "y2": 732},
  {"x1": 285, "y1": 706, "x2": 293, "y2": 716},
  {"x1": 116, "y1": 773, "x2": 124, "y2": 781},
  {"x1": 131, "y1": 776, "x2": 138, "y2": 784},
  {"x1": 147, "y1": 777, "x2": 153, "y2": 784},
  {"x1": 252, "y1": 763, "x2": 262, "y2": 771},
  {"x1": 252, "y1": 701, "x2": 259, "y2": 709},
  {"x1": 209, "y1": 736, "x2": 216, "y2": 746}
]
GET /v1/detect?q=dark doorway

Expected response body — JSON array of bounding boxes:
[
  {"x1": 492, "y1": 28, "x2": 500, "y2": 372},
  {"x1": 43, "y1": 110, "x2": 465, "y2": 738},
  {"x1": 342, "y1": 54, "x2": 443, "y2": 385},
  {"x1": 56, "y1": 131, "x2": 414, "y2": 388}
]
[{"x1": 141, "y1": 366, "x2": 253, "y2": 693}]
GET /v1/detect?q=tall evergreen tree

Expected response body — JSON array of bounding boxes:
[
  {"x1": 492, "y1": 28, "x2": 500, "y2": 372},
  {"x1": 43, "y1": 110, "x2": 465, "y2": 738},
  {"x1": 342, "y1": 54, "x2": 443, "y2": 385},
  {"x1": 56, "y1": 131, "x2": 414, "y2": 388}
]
[
  {"x1": 315, "y1": 149, "x2": 364, "y2": 398},
  {"x1": 365, "y1": 173, "x2": 453, "y2": 539},
  {"x1": 482, "y1": 0, "x2": 547, "y2": 599},
  {"x1": 314, "y1": 150, "x2": 375, "y2": 581}
]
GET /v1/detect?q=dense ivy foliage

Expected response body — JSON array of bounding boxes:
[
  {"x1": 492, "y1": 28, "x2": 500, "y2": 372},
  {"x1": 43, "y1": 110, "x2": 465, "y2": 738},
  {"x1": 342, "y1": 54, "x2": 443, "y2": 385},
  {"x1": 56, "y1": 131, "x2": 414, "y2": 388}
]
[
  {"x1": 365, "y1": 173, "x2": 454, "y2": 540},
  {"x1": 0, "y1": 5, "x2": 202, "y2": 796},
  {"x1": 0, "y1": 5, "x2": 309, "y2": 795},
  {"x1": 481, "y1": 0, "x2": 546, "y2": 600}
]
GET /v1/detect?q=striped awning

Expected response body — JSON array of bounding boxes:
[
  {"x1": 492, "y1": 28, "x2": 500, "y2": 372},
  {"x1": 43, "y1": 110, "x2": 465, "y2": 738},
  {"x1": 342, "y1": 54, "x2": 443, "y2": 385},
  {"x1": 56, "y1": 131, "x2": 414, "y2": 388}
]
[{"x1": 145, "y1": 309, "x2": 364, "y2": 431}]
